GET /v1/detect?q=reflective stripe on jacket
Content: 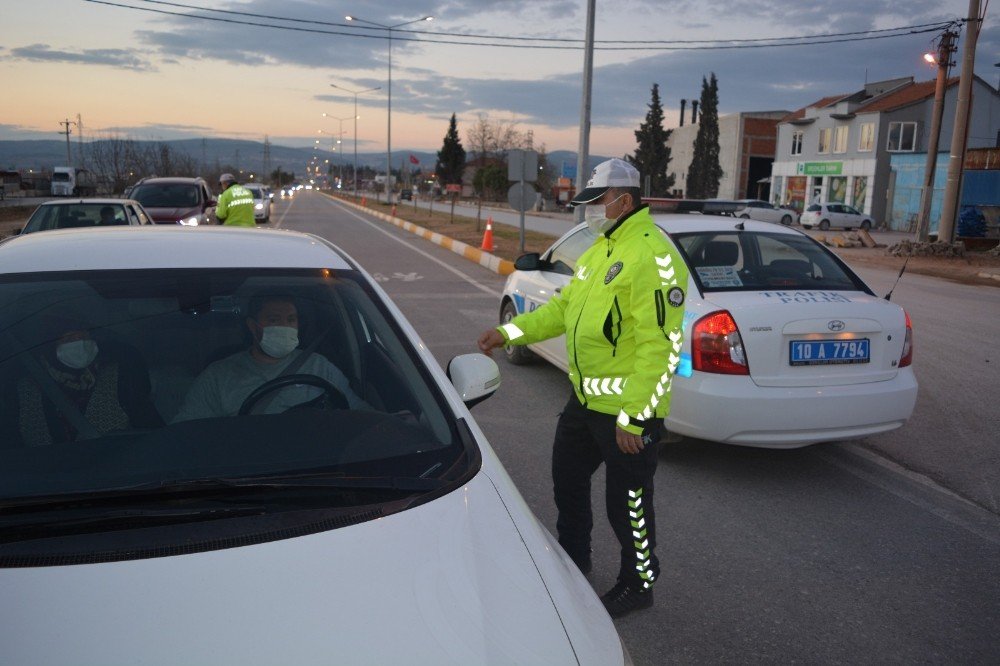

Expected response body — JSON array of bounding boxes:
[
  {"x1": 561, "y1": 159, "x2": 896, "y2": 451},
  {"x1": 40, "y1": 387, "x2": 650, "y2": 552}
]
[
  {"x1": 216, "y1": 184, "x2": 256, "y2": 227},
  {"x1": 499, "y1": 205, "x2": 688, "y2": 435}
]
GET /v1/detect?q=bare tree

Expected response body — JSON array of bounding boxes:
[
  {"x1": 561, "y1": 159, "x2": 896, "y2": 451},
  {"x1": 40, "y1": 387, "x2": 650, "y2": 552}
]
[
  {"x1": 465, "y1": 113, "x2": 524, "y2": 162},
  {"x1": 87, "y1": 134, "x2": 146, "y2": 194},
  {"x1": 87, "y1": 136, "x2": 201, "y2": 194},
  {"x1": 464, "y1": 113, "x2": 525, "y2": 209}
]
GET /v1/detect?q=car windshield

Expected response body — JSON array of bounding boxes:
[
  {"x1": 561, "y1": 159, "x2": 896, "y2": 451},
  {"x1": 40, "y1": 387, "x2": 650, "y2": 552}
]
[
  {"x1": 0, "y1": 269, "x2": 467, "y2": 513},
  {"x1": 23, "y1": 204, "x2": 127, "y2": 232},
  {"x1": 674, "y1": 231, "x2": 864, "y2": 292},
  {"x1": 131, "y1": 183, "x2": 199, "y2": 208},
  {"x1": 248, "y1": 188, "x2": 263, "y2": 200}
]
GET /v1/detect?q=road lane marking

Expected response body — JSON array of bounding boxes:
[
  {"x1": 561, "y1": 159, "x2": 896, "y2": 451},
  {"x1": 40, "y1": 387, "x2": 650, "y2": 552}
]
[
  {"x1": 324, "y1": 198, "x2": 502, "y2": 298},
  {"x1": 818, "y1": 444, "x2": 1000, "y2": 546},
  {"x1": 272, "y1": 196, "x2": 295, "y2": 229}
]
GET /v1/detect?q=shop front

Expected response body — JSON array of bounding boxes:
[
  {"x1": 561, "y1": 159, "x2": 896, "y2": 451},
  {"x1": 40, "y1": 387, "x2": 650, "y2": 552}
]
[{"x1": 772, "y1": 161, "x2": 873, "y2": 215}]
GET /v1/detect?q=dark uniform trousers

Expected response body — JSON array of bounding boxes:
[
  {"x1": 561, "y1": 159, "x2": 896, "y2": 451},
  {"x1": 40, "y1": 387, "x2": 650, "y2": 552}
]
[{"x1": 552, "y1": 394, "x2": 662, "y2": 587}]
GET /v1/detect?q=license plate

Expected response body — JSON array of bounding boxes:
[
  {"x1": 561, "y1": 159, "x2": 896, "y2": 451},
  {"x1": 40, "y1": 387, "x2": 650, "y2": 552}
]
[{"x1": 790, "y1": 339, "x2": 870, "y2": 366}]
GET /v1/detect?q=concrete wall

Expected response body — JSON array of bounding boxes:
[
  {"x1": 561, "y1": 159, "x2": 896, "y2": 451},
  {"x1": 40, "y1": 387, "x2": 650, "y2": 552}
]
[{"x1": 666, "y1": 111, "x2": 785, "y2": 199}]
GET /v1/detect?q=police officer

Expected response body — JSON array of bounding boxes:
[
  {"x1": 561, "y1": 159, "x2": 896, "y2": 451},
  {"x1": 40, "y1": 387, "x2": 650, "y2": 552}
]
[
  {"x1": 216, "y1": 173, "x2": 256, "y2": 227},
  {"x1": 478, "y1": 158, "x2": 688, "y2": 618}
]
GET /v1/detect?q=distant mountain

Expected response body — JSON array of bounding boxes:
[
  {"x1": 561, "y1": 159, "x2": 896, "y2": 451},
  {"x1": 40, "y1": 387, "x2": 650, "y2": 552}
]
[{"x1": 0, "y1": 138, "x2": 609, "y2": 179}]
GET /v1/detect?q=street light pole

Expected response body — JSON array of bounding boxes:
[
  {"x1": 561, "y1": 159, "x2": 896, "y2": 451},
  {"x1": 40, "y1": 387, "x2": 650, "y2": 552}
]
[
  {"x1": 322, "y1": 113, "x2": 355, "y2": 189},
  {"x1": 938, "y1": 1, "x2": 982, "y2": 244},
  {"x1": 915, "y1": 29, "x2": 958, "y2": 242},
  {"x1": 574, "y1": 0, "x2": 596, "y2": 225},
  {"x1": 330, "y1": 84, "x2": 380, "y2": 201},
  {"x1": 345, "y1": 14, "x2": 433, "y2": 204}
]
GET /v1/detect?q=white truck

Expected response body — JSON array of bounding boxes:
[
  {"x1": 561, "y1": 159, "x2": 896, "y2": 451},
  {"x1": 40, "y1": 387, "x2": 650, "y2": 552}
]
[{"x1": 51, "y1": 166, "x2": 97, "y2": 196}]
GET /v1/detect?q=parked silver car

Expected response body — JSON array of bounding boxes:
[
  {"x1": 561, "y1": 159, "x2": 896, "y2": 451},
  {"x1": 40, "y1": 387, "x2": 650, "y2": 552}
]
[
  {"x1": 800, "y1": 203, "x2": 874, "y2": 231},
  {"x1": 732, "y1": 199, "x2": 797, "y2": 226}
]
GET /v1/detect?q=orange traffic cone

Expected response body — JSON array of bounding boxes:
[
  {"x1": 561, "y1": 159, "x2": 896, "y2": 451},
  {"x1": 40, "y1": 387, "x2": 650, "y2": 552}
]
[
  {"x1": 361, "y1": 196, "x2": 367, "y2": 206},
  {"x1": 391, "y1": 203, "x2": 398, "y2": 217},
  {"x1": 480, "y1": 216, "x2": 495, "y2": 252}
]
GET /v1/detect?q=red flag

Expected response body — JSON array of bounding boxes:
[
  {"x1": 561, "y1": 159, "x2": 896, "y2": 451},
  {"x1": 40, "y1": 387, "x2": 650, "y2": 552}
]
[{"x1": 409, "y1": 154, "x2": 419, "y2": 165}]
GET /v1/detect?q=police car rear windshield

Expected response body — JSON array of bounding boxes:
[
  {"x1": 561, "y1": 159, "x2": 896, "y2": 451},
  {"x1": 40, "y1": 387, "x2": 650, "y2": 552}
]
[{"x1": 673, "y1": 231, "x2": 866, "y2": 292}]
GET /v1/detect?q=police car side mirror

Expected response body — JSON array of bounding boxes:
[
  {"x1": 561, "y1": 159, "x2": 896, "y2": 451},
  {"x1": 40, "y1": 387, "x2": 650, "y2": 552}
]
[
  {"x1": 514, "y1": 253, "x2": 543, "y2": 271},
  {"x1": 447, "y1": 353, "x2": 500, "y2": 408}
]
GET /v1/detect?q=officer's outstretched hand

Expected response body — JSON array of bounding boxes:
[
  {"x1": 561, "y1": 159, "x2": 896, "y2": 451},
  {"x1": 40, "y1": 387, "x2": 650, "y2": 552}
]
[
  {"x1": 616, "y1": 426, "x2": 645, "y2": 454},
  {"x1": 477, "y1": 328, "x2": 506, "y2": 357}
]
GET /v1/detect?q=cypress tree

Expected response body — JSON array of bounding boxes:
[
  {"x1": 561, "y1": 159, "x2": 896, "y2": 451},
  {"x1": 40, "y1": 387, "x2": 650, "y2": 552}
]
[
  {"x1": 435, "y1": 113, "x2": 466, "y2": 186},
  {"x1": 686, "y1": 73, "x2": 723, "y2": 199},
  {"x1": 627, "y1": 83, "x2": 674, "y2": 196}
]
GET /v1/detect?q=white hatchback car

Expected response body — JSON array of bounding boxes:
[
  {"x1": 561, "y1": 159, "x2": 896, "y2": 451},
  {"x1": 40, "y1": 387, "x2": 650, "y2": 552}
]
[
  {"x1": 244, "y1": 183, "x2": 271, "y2": 224},
  {"x1": 0, "y1": 227, "x2": 628, "y2": 665},
  {"x1": 732, "y1": 199, "x2": 797, "y2": 226},
  {"x1": 800, "y1": 203, "x2": 874, "y2": 231},
  {"x1": 500, "y1": 216, "x2": 917, "y2": 448}
]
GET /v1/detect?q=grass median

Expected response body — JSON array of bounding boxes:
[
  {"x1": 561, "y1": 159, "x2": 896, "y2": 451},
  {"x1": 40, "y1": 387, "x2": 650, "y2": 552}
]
[{"x1": 330, "y1": 193, "x2": 558, "y2": 263}]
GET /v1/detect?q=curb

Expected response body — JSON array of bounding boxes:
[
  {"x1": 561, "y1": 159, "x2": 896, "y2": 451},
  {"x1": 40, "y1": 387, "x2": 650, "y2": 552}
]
[{"x1": 325, "y1": 194, "x2": 515, "y2": 275}]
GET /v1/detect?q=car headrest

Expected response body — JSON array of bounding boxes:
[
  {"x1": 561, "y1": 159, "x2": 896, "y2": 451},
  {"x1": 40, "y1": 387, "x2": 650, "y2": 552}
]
[{"x1": 702, "y1": 241, "x2": 739, "y2": 266}]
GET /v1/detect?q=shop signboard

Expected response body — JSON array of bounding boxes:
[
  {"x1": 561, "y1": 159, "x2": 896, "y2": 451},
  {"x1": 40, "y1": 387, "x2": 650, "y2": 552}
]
[{"x1": 797, "y1": 162, "x2": 843, "y2": 176}]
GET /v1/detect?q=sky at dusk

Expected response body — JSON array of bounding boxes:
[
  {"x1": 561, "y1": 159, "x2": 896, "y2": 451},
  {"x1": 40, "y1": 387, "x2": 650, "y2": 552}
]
[{"x1": 1, "y1": 0, "x2": 997, "y2": 157}]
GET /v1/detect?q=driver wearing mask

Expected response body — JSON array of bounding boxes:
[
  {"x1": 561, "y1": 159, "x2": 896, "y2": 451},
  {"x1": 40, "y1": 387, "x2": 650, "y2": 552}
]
[{"x1": 173, "y1": 295, "x2": 368, "y2": 422}]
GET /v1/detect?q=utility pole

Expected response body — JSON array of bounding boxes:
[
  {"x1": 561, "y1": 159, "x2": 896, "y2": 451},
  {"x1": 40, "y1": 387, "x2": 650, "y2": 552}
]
[
  {"x1": 263, "y1": 135, "x2": 272, "y2": 185},
  {"x1": 915, "y1": 28, "x2": 957, "y2": 242},
  {"x1": 938, "y1": 1, "x2": 982, "y2": 244},
  {"x1": 76, "y1": 113, "x2": 85, "y2": 167},
  {"x1": 573, "y1": 0, "x2": 596, "y2": 224},
  {"x1": 58, "y1": 118, "x2": 76, "y2": 165}
]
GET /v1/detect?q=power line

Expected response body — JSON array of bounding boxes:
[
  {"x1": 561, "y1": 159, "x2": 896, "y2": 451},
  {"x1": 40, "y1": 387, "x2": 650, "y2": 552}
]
[
  {"x1": 130, "y1": 0, "x2": 958, "y2": 46},
  {"x1": 82, "y1": 0, "x2": 954, "y2": 51}
]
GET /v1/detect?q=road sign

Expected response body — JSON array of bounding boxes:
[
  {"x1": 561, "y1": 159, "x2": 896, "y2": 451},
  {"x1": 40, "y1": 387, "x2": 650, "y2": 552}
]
[
  {"x1": 508, "y1": 149, "x2": 538, "y2": 183},
  {"x1": 508, "y1": 182, "x2": 537, "y2": 213}
]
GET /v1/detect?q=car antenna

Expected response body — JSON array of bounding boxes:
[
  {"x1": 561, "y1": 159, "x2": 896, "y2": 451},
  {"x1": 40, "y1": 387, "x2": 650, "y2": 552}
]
[
  {"x1": 884, "y1": 255, "x2": 910, "y2": 301},
  {"x1": 735, "y1": 221, "x2": 745, "y2": 231}
]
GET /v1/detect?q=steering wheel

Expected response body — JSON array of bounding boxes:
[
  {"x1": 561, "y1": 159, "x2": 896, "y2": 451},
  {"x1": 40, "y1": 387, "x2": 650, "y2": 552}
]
[{"x1": 238, "y1": 374, "x2": 349, "y2": 415}]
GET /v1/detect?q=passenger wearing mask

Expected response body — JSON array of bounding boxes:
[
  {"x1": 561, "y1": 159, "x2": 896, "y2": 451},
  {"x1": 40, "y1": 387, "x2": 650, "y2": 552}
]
[
  {"x1": 173, "y1": 295, "x2": 367, "y2": 422},
  {"x1": 1, "y1": 316, "x2": 162, "y2": 447}
]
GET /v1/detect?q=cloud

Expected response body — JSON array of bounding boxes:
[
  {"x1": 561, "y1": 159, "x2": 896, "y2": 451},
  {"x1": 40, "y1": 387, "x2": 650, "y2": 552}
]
[
  {"x1": 336, "y1": 21, "x2": 988, "y2": 132},
  {"x1": 6, "y1": 43, "x2": 155, "y2": 71}
]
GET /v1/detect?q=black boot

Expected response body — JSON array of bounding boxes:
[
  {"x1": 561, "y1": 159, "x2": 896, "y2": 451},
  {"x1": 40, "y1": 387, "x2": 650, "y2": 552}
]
[{"x1": 600, "y1": 582, "x2": 654, "y2": 618}]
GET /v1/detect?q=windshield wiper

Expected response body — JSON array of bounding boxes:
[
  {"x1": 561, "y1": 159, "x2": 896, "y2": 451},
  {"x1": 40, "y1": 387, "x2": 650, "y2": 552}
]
[
  {"x1": 164, "y1": 473, "x2": 445, "y2": 492},
  {"x1": 0, "y1": 473, "x2": 444, "y2": 511},
  {"x1": 0, "y1": 505, "x2": 267, "y2": 543}
]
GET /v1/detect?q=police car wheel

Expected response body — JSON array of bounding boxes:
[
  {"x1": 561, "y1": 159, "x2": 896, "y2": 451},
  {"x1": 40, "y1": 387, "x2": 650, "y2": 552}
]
[{"x1": 501, "y1": 301, "x2": 535, "y2": 365}]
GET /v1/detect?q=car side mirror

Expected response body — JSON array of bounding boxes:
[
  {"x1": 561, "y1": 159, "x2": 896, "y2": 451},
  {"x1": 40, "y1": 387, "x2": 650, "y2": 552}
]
[
  {"x1": 447, "y1": 353, "x2": 500, "y2": 408},
  {"x1": 514, "y1": 252, "x2": 543, "y2": 271}
]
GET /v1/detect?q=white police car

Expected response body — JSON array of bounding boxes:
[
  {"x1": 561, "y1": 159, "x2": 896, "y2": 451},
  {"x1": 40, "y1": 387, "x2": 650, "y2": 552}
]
[
  {"x1": 0, "y1": 227, "x2": 630, "y2": 665},
  {"x1": 500, "y1": 216, "x2": 917, "y2": 448}
]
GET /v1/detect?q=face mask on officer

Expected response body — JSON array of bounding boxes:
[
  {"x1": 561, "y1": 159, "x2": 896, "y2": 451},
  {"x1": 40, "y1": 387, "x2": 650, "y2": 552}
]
[{"x1": 585, "y1": 193, "x2": 627, "y2": 234}]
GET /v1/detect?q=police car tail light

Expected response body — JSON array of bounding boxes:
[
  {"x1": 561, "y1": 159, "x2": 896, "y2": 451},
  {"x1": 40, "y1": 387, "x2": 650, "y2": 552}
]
[
  {"x1": 899, "y1": 311, "x2": 913, "y2": 368},
  {"x1": 692, "y1": 311, "x2": 749, "y2": 375}
]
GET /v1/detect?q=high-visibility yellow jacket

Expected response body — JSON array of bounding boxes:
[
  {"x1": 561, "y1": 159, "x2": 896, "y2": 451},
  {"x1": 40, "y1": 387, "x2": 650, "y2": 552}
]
[
  {"x1": 216, "y1": 184, "x2": 256, "y2": 227},
  {"x1": 499, "y1": 205, "x2": 688, "y2": 435}
]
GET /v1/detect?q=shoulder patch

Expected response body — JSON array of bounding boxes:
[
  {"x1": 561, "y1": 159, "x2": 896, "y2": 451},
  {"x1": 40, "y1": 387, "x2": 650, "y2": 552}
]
[
  {"x1": 667, "y1": 286, "x2": 685, "y2": 307},
  {"x1": 604, "y1": 261, "x2": 623, "y2": 284}
]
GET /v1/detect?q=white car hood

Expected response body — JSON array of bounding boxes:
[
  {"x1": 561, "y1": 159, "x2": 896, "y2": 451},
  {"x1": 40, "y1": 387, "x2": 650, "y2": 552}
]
[{"x1": 0, "y1": 473, "x2": 587, "y2": 665}]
